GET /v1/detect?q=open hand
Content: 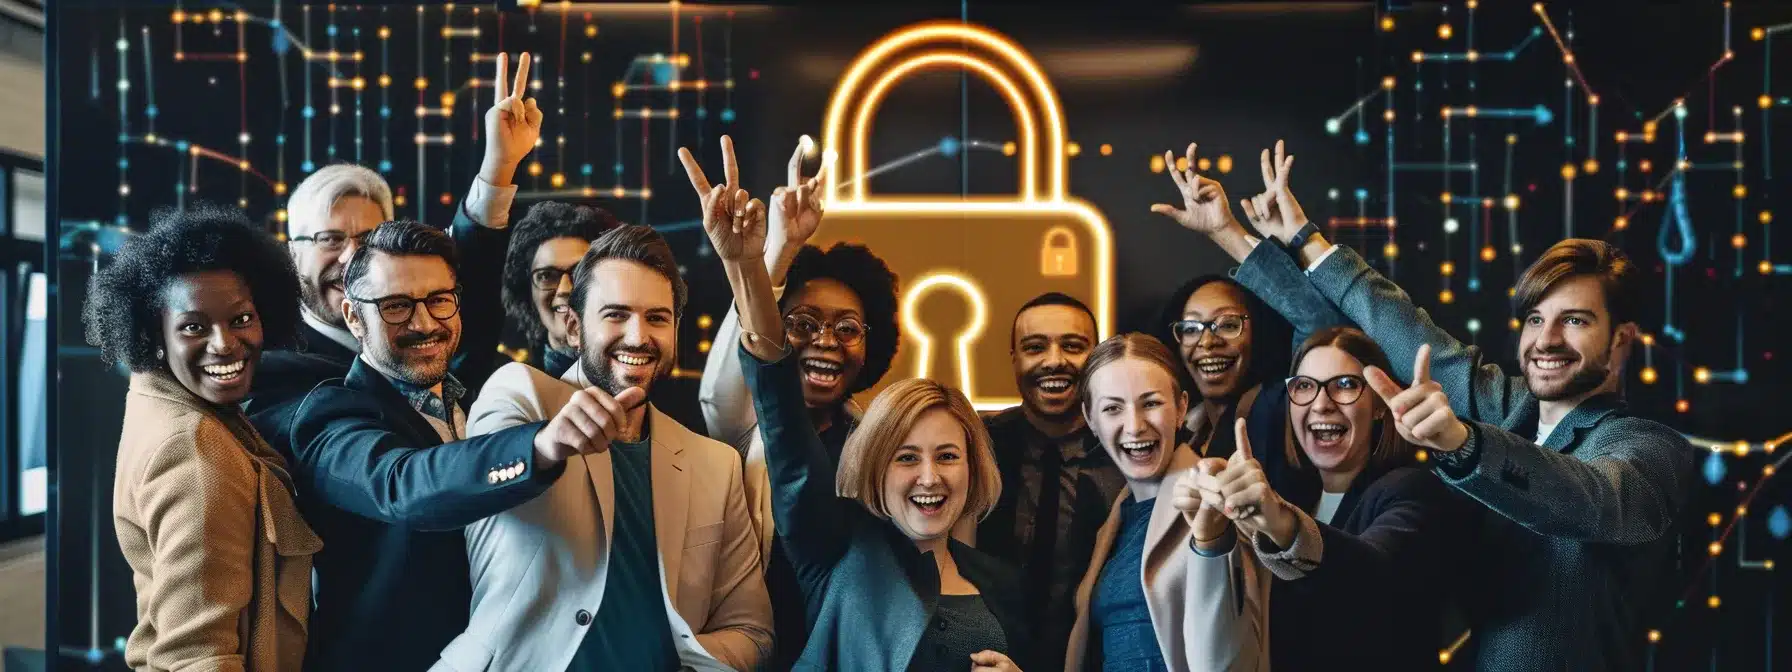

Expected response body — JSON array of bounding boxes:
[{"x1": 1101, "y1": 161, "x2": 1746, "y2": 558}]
[
  {"x1": 1151, "y1": 143, "x2": 1243, "y2": 237},
  {"x1": 482, "y1": 52, "x2": 544, "y2": 184},
  {"x1": 534, "y1": 386, "x2": 647, "y2": 468},
  {"x1": 1365, "y1": 344, "x2": 1470, "y2": 452},
  {"x1": 1240, "y1": 140, "x2": 1309, "y2": 245},
  {"x1": 767, "y1": 135, "x2": 833, "y2": 260},
  {"x1": 679, "y1": 136, "x2": 767, "y2": 262}
]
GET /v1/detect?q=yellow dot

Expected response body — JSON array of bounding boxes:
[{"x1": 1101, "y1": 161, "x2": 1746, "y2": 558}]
[
  {"x1": 1149, "y1": 154, "x2": 1165, "y2": 173},
  {"x1": 1438, "y1": 23, "x2": 1453, "y2": 39},
  {"x1": 1561, "y1": 164, "x2": 1577, "y2": 180},
  {"x1": 1640, "y1": 367, "x2": 1657, "y2": 384},
  {"x1": 1676, "y1": 399, "x2": 1690, "y2": 413},
  {"x1": 1615, "y1": 188, "x2": 1629, "y2": 201},
  {"x1": 1754, "y1": 27, "x2": 1767, "y2": 40},
  {"x1": 379, "y1": 74, "x2": 392, "y2": 88},
  {"x1": 697, "y1": 314, "x2": 714, "y2": 330},
  {"x1": 172, "y1": 10, "x2": 185, "y2": 22},
  {"x1": 275, "y1": 209, "x2": 288, "y2": 223},
  {"x1": 1382, "y1": 76, "x2": 1396, "y2": 90},
  {"x1": 1762, "y1": 260, "x2": 1775, "y2": 275},
  {"x1": 351, "y1": 77, "x2": 366, "y2": 90},
  {"x1": 1734, "y1": 184, "x2": 1748, "y2": 198},
  {"x1": 1614, "y1": 216, "x2": 1628, "y2": 231},
  {"x1": 440, "y1": 91, "x2": 456, "y2": 107},
  {"x1": 1738, "y1": 505, "x2": 1750, "y2": 515},
  {"x1": 1414, "y1": 449, "x2": 1429, "y2": 463},
  {"x1": 1760, "y1": 211, "x2": 1773, "y2": 224},
  {"x1": 1694, "y1": 367, "x2": 1711, "y2": 383},
  {"x1": 1175, "y1": 157, "x2": 1190, "y2": 172},
  {"x1": 1438, "y1": 651, "x2": 1451, "y2": 665},
  {"x1": 394, "y1": 195, "x2": 407, "y2": 207},
  {"x1": 1509, "y1": 317, "x2": 1521, "y2": 331},
  {"x1": 1384, "y1": 110, "x2": 1396, "y2": 122},
  {"x1": 1480, "y1": 246, "x2": 1497, "y2": 262},
  {"x1": 1196, "y1": 158, "x2": 1211, "y2": 172},
  {"x1": 1766, "y1": 559, "x2": 1776, "y2": 570},
  {"x1": 1761, "y1": 94, "x2": 1774, "y2": 109},
  {"x1": 550, "y1": 173, "x2": 566, "y2": 188},
  {"x1": 1383, "y1": 242, "x2": 1399, "y2": 259},
  {"x1": 1707, "y1": 595, "x2": 1721, "y2": 608},
  {"x1": 1440, "y1": 261, "x2": 1455, "y2": 276},
  {"x1": 208, "y1": 9, "x2": 223, "y2": 22},
  {"x1": 698, "y1": 340, "x2": 712, "y2": 353},
  {"x1": 1411, "y1": 50, "x2": 1424, "y2": 63},
  {"x1": 378, "y1": 26, "x2": 391, "y2": 39},
  {"x1": 1001, "y1": 141, "x2": 1017, "y2": 157},
  {"x1": 1441, "y1": 191, "x2": 1453, "y2": 203},
  {"x1": 1099, "y1": 143, "x2": 1113, "y2": 156},
  {"x1": 1581, "y1": 159, "x2": 1599, "y2": 175},
  {"x1": 1381, "y1": 15, "x2": 1395, "y2": 31},
  {"x1": 1503, "y1": 194, "x2": 1520, "y2": 210},
  {"x1": 1067, "y1": 142, "x2": 1082, "y2": 157},
  {"x1": 1439, "y1": 289, "x2": 1455, "y2": 304},
  {"x1": 585, "y1": 24, "x2": 598, "y2": 38},
  {"x1": 1648, "y1": 630, "x2": 1662, "y2": 643},
  {"x1": 1708, "y1": 512, "x2": 1722, "y2": 526},
  {"x1": 1217, "y1": 155, "x2": 1233, "y2": 174},
  {"x1": 528, "y1": 162, "x2": 544, "y2": 177},
  {"x1": 1732, "y1": 234, "x2": 1747, "y2": 249},
  {"x1": 274, "y1": 182, "x2": 288, "y2": 195},
  {"x1": 1641, "y1": 333, "x2": 1655, "y2": 346},
  {"x1": 414, "y1": 77, "x2": 429, "y2": 90}
]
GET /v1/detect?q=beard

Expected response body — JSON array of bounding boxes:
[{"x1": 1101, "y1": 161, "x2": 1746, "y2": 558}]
[
  {"x1": 1525, "y1": 348, "x2": 1612, "y2": 402},
  {"x1": 581, "y1": 338, "x2": 671, "y2": 397},
  {"x1": 370, "y1": 325, "x2": 458, "y2": 388},
  {"x1": 300, "y1": 269, "x2": 346, "y2": 328}
]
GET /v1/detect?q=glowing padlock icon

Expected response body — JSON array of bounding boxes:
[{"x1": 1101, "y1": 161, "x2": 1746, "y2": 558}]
[{"x1": 1040, "y1": 227, "x2": 1078, "y2": 277}]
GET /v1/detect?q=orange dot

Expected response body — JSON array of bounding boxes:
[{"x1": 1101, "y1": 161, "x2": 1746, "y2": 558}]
[
  {"x1": 1099, "y1": 143, "x2": 1113, "y2": 156},
  {"x1": 1676, "y1": 399, "x2": 1690, "y2": 413},
  {"x1": 439, "y1": 192, "x2": 453, "y2": 205},
  {"x1": 1732, "y1": 234, "x2": 1747, "y2": 249},
  {"x1": 1439, "y1": 289, "x2": 1455, "y2": 304},
  {"x1": 1480, "y1": 246, "x2": 1497, "y2": 262}
]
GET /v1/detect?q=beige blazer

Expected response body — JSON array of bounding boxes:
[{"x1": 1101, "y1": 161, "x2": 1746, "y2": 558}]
[
  {"x1": 114, "y1": 371, "x2": 323, "y2": 672},
  {"x1": 435, "y1": 362, "x2": 772, "y2": 672},
  {"x1": 1064, "y1": 444, "x2": 1271, "y2": 672}
]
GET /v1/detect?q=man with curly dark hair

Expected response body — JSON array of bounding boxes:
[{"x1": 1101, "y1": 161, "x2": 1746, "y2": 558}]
[
  {"x1": 499, "y1": 200, "x2": 618, "y2": 376},
  {"x1": 84, "y1": 204, "x2": 326, "y2": 671},
  {"x1": 695, "y1": 140, "x2": 901, "y2": 669},
  {"x1": 248, "y1": 52, "x2": 544, "y2": 416}
]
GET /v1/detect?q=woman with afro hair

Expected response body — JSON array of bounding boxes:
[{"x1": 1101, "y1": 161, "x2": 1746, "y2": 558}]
[
  {"x1": 498, "y1": 200, "x2": 618, "y2": 377},
  {"x1": 700, "y1": 223, "x2": 900, "y2": 669},
  {"x1": 86, "y1": 204, "x2": 323, "y2": 672}
]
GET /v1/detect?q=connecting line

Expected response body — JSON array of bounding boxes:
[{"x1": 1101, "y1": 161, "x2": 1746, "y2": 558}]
[
  {"x1": 1674, "y1": 437, "x2": 1789, "y2": 609},
  {"x1": 1656, "y1": 120, "x2": 1697, "y2": 344},
  {"x1": 835, "y1": 139, "x2": 1007, "y2": 189},
  {"x1": 1324, "y1": 89, "x2": 1380, "y2": 134},
  {"x1": 1414, "y1": 27, "x2": 1542, "y2": 63},
  {"x1": 1533, "y1": 4, "x2": 1595, "y2": 95}
]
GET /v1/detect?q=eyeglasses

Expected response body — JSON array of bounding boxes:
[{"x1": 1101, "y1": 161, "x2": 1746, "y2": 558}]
[
  {"x1": 785, "y1": 313, "x2": 868, "y2": 347},
  {"x1": 289, "y1": 229, "x2": 371, "y2": 253},
  {"x1": 1285, "y1": 374, "x2": 1368, "y2": 406},
  {"x1": 1169, "y1": 314, "x2": 1249, "y2": 344},
  {"x1": 530, "y1": 266, "x2": 577, "y2": 291},
  {"x1": 348, "y1": 289, "x2": 462, "y2": 325}
]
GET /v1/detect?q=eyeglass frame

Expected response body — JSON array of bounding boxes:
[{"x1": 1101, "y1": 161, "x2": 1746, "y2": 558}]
[
  {"x1": 784, "y1": 313, "x2": 869, "y2": 347},
  {"x1": 289, "y1": 229, "x2": 372, "y2": 253},
  {"x1": 1284, "y1": 374, "x2": 1370, "y2": 407},
  {"x1": 1167, "y1": 314, "x2": 1250, "y2": 344},
  {"x1": 347, "y1": 288, "x2": 464, "y2": 325},
  {"x1": 530, "y1": 265, "x2": 579, "y2": 291}
]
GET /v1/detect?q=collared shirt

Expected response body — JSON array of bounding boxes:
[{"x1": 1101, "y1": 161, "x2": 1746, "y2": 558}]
[
  {"x1": 385, "y1": 371, "x2": 468, "y2": 441},
  {"x1": 302, "y1": 310, "x2": 362, "y2": 354},
  {"x1": 978, "y1": 406, "x2": 1127, "y2": 659}
]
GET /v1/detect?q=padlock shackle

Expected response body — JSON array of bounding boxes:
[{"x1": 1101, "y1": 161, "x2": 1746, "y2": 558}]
[{"x1": 821, "y1": 21, "x2": 1069, "y2": 204}]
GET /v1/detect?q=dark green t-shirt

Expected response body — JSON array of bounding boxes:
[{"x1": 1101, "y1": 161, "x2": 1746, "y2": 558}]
[{"x1": 567, "y1": 430, "x2": 679, "y2": 671}]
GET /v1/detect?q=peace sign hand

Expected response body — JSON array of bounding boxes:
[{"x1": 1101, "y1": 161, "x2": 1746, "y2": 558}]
[
  {"x1": 1239, "y1": 140, "x2": 1309, "y2": 245},
  {"x1": 768, "y1": 135, "x2": 834, "y2": 257},
  {"x1": 1151, "y1": 143, "x2": 1243, "y2": 237},
  {"x1": 1364, "y1": 344, "x2": 1471, "y2": 453},
  {"x1": 482, "y1": 52, "x2": 544, "y2": 183},
  {"x1": 679, "y1": 136, "x2": 767, "y2": 263}
]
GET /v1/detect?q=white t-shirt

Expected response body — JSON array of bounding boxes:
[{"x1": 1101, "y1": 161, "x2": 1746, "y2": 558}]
[
  {"x1": 1315, "y1": 491, "x2": 1346, "y2": 525},
  {"x1": 1537, "y1": 420, "x2": 1560, "y2": 445}
]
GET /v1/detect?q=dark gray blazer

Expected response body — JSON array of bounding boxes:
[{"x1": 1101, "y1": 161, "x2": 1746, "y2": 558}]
[{"x1": 1304, "y1": 244, "x2": 1695, "y2": 671}]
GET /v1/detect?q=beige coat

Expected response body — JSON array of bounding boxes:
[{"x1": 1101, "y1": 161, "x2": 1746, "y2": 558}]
[
  {"x1": 1064, "y1": 443, "x2": 1271, "y2": 672},
  {"x1": 113, "y1": 371, "x2": 323, "y2": 672}
]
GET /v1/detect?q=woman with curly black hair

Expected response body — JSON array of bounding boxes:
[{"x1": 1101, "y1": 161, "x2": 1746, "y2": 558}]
[
  {"x1": 499, "y1": 200, "x2": 618, "y2": 376},
  {"x1": 695, "y1": 140, "x2": 901, "y2": 669},
  {"x1": 87, "y1": 204, "x2": 322, "y2": 672}
]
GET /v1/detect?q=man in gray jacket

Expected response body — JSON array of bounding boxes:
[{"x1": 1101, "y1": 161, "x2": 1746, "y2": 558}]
[{"x1": 1269, "y1": 223, "x2": 1692, "y2": 670}]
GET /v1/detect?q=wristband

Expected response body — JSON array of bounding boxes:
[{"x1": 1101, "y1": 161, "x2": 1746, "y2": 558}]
[{"x1": 1286, "y1": 222, "x2": 1321, "y2": 248}]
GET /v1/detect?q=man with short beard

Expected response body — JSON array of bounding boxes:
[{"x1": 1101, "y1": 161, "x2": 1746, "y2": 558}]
[
  {"x1": 1279, "y1": 230, "x2": 1693, "y2": 670},
  {"x1": 247, "y1": 52, "x2": 542, "y2": 413},
  {"x1": 976, "y1": 292, "x2": 1127, "y2": 663},
  {"x1": 444, "y1": 224, "x2": 771, "y2": 672},
  {"x1": 265, "y1": 221, "x2": 625, "y2": 671}
]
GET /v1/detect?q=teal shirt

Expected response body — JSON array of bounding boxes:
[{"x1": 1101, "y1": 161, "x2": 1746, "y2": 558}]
[{"x1": 567, "y1": 430, "x2": 679, "y2": 671}]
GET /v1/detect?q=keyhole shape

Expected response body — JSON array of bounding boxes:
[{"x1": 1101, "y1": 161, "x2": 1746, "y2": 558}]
[{"x1": 899, "y1": 274, "x2": 989, "y2": 397}]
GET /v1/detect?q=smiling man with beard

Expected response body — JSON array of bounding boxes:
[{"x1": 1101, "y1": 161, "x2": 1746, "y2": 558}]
[
  {"x1": 1287, "y1": 231, "x2": 1694, "y2": 671},
  {"x1": 442, "y1": 222, "x2": 771, "y2": 672},
  {"x1": 975, "y1": 292, "x2": 1127, "y2": 663}
]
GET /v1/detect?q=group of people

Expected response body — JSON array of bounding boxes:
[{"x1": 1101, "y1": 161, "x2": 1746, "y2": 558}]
[{"x1": 89, "y1": 52, "x2": 1696, "y2": 672}]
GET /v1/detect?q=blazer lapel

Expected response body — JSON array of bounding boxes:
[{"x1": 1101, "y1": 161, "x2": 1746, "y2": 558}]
[
  {"x1": 1545, "y1": 393, "x2": 1624, "y2": 453},
  {"x1": 561, "y1": 361, "x2": 620, "y2": 549},
  {"x1": 1142, "y1": 444, "x2": 1200, "y2": 585},
  {"x1": 649, "y1": 406, "x2": 691, "y2": 604},
  {"x1": 345, "y1": 359, "x2": 440, "y2": 444}
]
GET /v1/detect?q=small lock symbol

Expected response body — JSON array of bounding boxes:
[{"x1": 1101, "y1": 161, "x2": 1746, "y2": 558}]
[{"x1": 1040, "y1": 227, "x2": 1078, "y2": 277}]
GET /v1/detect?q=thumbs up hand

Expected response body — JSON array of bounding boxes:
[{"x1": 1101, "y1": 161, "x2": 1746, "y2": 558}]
[
  {"x1": 1212, "y1": 418, "x2": 1296, "y2": 547},
  {"x1": 1364, "y1": 344, "x2": 1470, "y2": 453},
  {"x1": 1173, "y1": 456, "x2": 1233, "y2": 547}
]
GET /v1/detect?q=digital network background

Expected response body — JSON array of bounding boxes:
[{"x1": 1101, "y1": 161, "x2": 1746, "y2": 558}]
[{"x1": 53, "y1": 1, "x2": 1790, "y2": 667}]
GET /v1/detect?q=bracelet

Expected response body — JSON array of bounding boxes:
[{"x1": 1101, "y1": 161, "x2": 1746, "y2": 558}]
[{"x1": 1193, "y1": 528, "x2": 1230, "y2": 545}]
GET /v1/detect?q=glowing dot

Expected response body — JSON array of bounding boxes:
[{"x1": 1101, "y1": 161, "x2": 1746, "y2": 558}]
[
  {"x1": 1328, "y1": 188, "x2": 1340, "y2": 200},
  {"x1": 1732, "y1": 234, "x2": 1747, "y2": 249},
  {"x1": 172, "y1": 10, "x2": 185, "y2": 22},
  {"x1": 1381, "y1": 76, "x2": 1395, "y2": 90},
  {"x1": 1676, "y1": 400, "x2": 1690, "y2": 413},
  {"x1": 1440, "y1": 261, "x2": 1455, "y2": 276},
  {"x1": 379, "y1": 26, "x2": 391, "y2": 39},
  {"x1": 1481, "y1": 246, "x2": 1497, "y2": 262},
  {"x1": 1707, "y1": 596, "x2": 1721, "y2": 608},
  {"x1": 1383, "y1": 243, "x2": 1399, "y2": 258},
  {"x1": 1615, "y1": 188, "x2": 1629, "y2": 200},
  {"x1": 528, "y1": 162, "x2": 544, "y2": 177},
  {"x1": 1067, "y1": 142, "x2": 1081, "y2": 157},
  {"x1": 1175, "y1": 157, "x2": 1190, "y2": 172},
  {"x1": 1506, "y1": 134, "x2": 1517, "y2": 145},
  {"x1": 1761, "y1": 95, "x2": 1773, "y2": 109},
  {"x1": 1561, "y1": 164, "x2": 1577, "y2": 180},
  {"x1": 379, "y1": 75, "x2": 392, "y2": 88},
  {"x1": 1642, "y1": 334, "x2": 1655, "y2": 346},
  {"x1": 697, "y1": 314, "x2": 714, "y2": 330},
  {"x1": 1760, "y1": 211, "x2": 1772, "y2": 224},
  {"x1": 1466, "y1": 318, "x2": 1481, "y2": 333},
  {"x1": 1582, "y1": 159, "x2": 1598, "y2": 174},
  {"x1": 1563, "y1": 53, "x2": 1574, "y2": 65},
  {"x1": 1325, "y1": 118, "x2": 1342, "y2": 135},
  {"x1": 116, "y1": 79, "x2": 130, "y2": 92},
  {"x1": 439, "y1": 192, "x2": 454, "y2": 206},
  {"x1": 1411, "y1": 50, "x2": 1423, "y2": 63},
  {"x1": 394, "y1": 195, "x2": 407, "y2": 207},
  {"x1": 352, "y1": 77, "x2": 366, "y2": 90},
  {"x1": 1438, "y1": 651, "x2": 1451, "y2": 665},
  {"x1": 238, "y1": 160, "x2": 250, "y2": 170},
  {"x1": 1616, "y1": 131, "x2": 1629, "y2": 142},
  {"x1": 1708, "y1": 513, "x2": 1722, "y2": 526},
  {"x1": 582, "y1": 53, "x2": 592, "y2": 63},
  {"x1": 1003, "y1": 141, "x2": 1017, "y2": 157},
  {"x1": 698, "y1": 340, "x2": 712, "y2": 353},
  {"x1": 1438, "y1": 23, "x2": 1453, "y2": 39},
  {"x1": 275, "y1": 209, "x2": 288, "y2": 223},
  {"x1": 414, "y1": 77, "x2": 429, "y2": 90},
  {"x1": 1504, "y1": 194, "x2": 1520, "y2": 210},
  {"x1": 1439, "y1": 289, "x2": 1455, "y2": 304},
  {"x1": 1762, "y1": 261, "x2": 1775, "y2": 275},
  {"x1": 118, "y1": 184, "x2": 130, "y2": 196},
  {"x1": 1734, "y1": 184, "x2": 1747, "y2": 198},
  {"x1": 1381, "y1": 15, "x2": 1395, "y2": 31},
  {"x1": 1383, "y1": 110, "x2": 1396, "y2": 122},
  {"x1": 1694, "y1": 367, "x2": 1711, "y2": 383},
  {"x1": 1196, "y1": 158, "x2": 1211, "y2": 172},
  {"x1": 1511, "y1": 243, "x2": 1523, "y2": 255},
  {"x1": 1648, "y1": 630, "x2": 1661, "y2": 643},
  {"x1": 1588, "y1": 95, "x2": 1600, "y2": 105},
  {"x1": 1754, "y1": 27, "x2": 1767, "y2": 40},
  {"x1": 1443, "y1": 218, "x2": 1460, "y2": 234},
  {"x1": 1467, "y1": 50, "x2": 1480, "y2": 62},
  {"x1": 208, "y1": 9, "x2": 223, "y2": 22},
  {"x1": 1217, "y1": 155, "x2": 1233, "y2": 174},
  {"x1": 1441, "y1": 191, "x2": 1453, "y2": 202},
  {"x1": 1640, "y1": 367, "x2": 1657, "y2": 384},
  {"x1": 550, "y1": 173, "x2": 565, "y2": 188},
  {"x1": 413, "y1": 132, "x2": 427, "y2": 144},
  {"x1": 585, "y1": 24, "x2": 598, "y2": 37},
  {"x1": 1099, "y1": 143, "x2": 1113, "y2": 156},
  {"x1": 1509, "y1": 317, "x2": 1521, "y2": 331}
]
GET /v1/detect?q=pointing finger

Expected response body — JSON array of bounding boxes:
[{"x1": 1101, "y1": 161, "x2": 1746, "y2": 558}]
[
  {"x1": 721, "y1": 135, "x2": 739, "y2": 190},
  {"x1": 1363, "y1": 365, "x2": 1406, "y2": 405},
  {"x1": 1232, "y1": 417, "x2": 1253, "y2": 462},
  {"x1": 789, "y1": 136, "x2": 809, "y2": 188},
  {"x1": 1165, "y1": 150, "x2": 1189, "y2": 192},
  {"x1": 1259, "y1": 147, "x2": 1275, "y2": 188}
]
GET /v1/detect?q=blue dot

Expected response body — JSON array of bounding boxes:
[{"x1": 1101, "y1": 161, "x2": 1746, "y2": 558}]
[
  {"x1": 269, "y1": 19, "x2": 281, "y2": 28},
  {"x1": 939, "y1": 136, "x2": 960, "y2": 158},
  {"x1": 173, "y1": 182, "x2": 184, "y2": 193},
  {"x1": 1702, "y1": 451, "x2": 1727, "y2": 486},
  {"x1": 1353, "y1": 130, "x2": 1370, "y2": 145},
  {"x1": 696, "y1": 107, "x2": 708, "y2": 120},
  {"x1": 301, "y1": 160, "x2": 316, "y2": 173},
  {"x1": 302, "y1": 106, "x2": 315, "y2": 119},
  {"x1": 326, "y1": 25, "x2": 338, "y2": 37},
  {"x1": 379, "y1": 106, "x2": 391, "y2": 119},
  {"x1": 1769, "y1": 506, "x2": 1791, "y2": 540},
  {"x1": 720, "y1": 108, "x2": 735, "y2": 123},
  {"x1": 1354, "y1": 188, "x2": 1369, "y2": 201},
  {"x1": 117, "y1": 158, "x2": 128, "y2": 169},
  {"x1": 145, "y1": 105, "x2": 158, "y2": 118},
  {"x1": 326, "y1": 145, "x2": 337, "y2": 157},
  {"x1": 581, "y1": 164, "x2": 593, "y2": 176},
  {"x1": 613, "y1": 163, "x2": 624, "y2": 175},
  {"x1": 352, "y1": 28, "x2": 361, "y2": 37},
  {"x1": 117, "y1": 133, "x2": 129, "y2": 143},
  {"x1": 378, "y1": 160, "x2": 393, "y2": 173},
  {"x1": 1467, "y1": 277, "x2": 1481, "y2": 291},
  {"x1": 115, "y1": 214, "x2": 128, "y2": 226},
  {"x1": 276, "y1": 134, "x2": 287, "y2": 145},
  {"x1": 85, "y1": 649, "x2": 103, "y2": 664},
  {"x1": 1616, "y1": 160, "x2": 1627, "y2": 172},
  {"x1": 175, "y1": 141, "x2": 190, "y2": 152}
]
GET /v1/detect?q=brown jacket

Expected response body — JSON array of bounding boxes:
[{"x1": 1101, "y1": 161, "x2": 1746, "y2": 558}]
[{"x1": 114, "y1": 372, "x2": 323, "y2": 672}]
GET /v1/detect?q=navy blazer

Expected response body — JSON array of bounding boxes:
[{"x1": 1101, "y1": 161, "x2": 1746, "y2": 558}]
[
  {"x1": 254, "y1": 357, "x2": 557, "y2": 672},
  {"x1": 741, "y1": 346, "x2": 1035, "y2": 672},
  {"x1": 246, "y1": 199, "x2": 509, "y2": 418}
]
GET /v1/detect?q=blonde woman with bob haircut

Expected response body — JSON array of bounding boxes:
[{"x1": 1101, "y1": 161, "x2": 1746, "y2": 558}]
[
  {"x1": 1065, "y1": 333, "x2": 1268, "y2": 672},
  {"x1": 688, "y1": 138, "x2": 1033, "y2": 672}
]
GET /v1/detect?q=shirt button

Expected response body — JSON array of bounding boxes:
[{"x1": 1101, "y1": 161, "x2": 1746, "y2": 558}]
[{"x1": 576, "y1": 609, "x2": 593, "y2": 626}]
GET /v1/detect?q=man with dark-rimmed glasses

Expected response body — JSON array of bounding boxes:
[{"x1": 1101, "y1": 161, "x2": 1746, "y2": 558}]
[{"x1": 261, "y1": 220, "x2": 624, "y2": 671}]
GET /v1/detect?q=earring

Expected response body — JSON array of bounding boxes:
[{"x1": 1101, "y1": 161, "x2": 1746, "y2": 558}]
[{"x1": 155, "y1": 347, "x2": 164, "y2": 360}]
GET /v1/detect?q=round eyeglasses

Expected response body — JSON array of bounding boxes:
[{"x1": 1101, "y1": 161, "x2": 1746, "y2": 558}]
[
  {"x1": 1169, "y1": 314, "x2": 1249, "y2": 344},
  {"x1": 785, "y1": 313, "x2": 868, "y2": 347},
  {"x1": 1285, "y1": 374, "x2": 1368, "y2": 406}
]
